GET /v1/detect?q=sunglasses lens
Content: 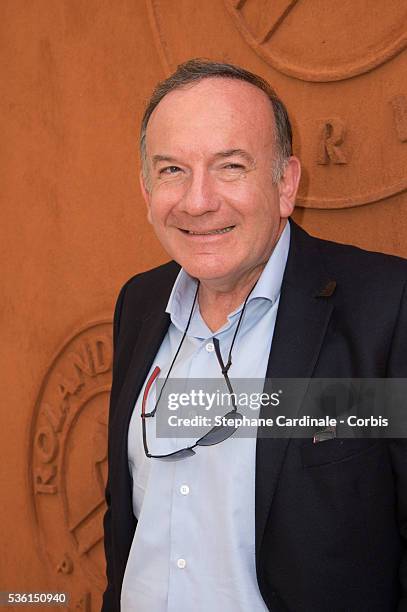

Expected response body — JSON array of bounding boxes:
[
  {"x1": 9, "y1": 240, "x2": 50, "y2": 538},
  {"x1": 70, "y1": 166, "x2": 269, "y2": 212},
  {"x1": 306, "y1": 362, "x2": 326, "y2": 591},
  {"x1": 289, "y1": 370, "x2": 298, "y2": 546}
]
[
  {"x1": 197, "y1": 411, "x2": 242, "y2": 446},
  {"x1": 157, "y1": 448, "x2": 196, "y2": 461}
]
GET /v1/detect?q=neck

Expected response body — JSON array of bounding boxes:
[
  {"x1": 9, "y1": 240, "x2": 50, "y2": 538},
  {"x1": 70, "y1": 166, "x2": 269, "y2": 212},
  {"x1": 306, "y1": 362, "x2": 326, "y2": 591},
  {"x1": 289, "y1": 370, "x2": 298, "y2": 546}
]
[
  {"x1": 198, "y1": 265, "x2": 262, "y2": 332},
  {"x1": 196, "y1": 219, "x2": 287, "y2": 331}
]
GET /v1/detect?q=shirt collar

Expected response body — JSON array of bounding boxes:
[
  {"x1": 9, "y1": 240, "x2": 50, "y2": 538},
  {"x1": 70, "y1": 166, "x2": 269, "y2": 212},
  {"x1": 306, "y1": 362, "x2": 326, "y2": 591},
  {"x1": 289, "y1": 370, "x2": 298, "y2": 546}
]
[{"x1": 166, "y1": 220, "x2": 291, "y2": 332}]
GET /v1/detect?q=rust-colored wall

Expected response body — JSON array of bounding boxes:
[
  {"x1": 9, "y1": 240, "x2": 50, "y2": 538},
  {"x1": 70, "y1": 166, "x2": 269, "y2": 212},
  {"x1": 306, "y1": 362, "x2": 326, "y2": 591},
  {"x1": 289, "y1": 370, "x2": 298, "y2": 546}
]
[{"x1": 1, "y1": 1, "x2": 406, "y2": 609}]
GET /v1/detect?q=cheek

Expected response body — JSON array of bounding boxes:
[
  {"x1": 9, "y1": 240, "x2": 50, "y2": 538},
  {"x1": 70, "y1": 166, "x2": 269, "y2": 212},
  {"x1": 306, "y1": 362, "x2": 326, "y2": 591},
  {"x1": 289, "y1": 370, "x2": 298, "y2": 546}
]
[
  {"x1": 149, "y1": 185, "x2": 185, "y2": 222},
  {"x1": 220, "y1": 176, "x2": 276, "y2": 206},
  {"x1": 149, "y1": 198, "x2": 173, "y2": 226},
  {"x1": 231, "y1": 190, "x2": 279, "y2": 228}
]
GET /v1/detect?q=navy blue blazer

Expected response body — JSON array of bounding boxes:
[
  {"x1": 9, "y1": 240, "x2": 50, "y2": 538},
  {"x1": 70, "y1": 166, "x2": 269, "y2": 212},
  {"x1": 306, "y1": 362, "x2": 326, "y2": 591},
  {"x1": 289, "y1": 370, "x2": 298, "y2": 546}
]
[{"x1": 103, "y1": 222, "x2": 407, "y2": 611}]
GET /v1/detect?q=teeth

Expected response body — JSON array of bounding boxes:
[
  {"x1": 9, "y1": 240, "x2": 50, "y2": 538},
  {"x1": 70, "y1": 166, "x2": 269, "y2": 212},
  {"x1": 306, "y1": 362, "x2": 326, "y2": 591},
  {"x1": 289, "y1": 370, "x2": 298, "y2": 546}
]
[{"x1": 187, "y1": 226, "x2": 234, "y2": 235}]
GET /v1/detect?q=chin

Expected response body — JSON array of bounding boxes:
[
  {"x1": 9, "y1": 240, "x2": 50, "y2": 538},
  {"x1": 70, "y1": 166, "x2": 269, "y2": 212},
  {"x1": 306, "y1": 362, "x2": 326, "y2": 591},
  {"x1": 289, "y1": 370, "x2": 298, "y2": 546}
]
[
  {"x1": 178, "y1": 260, "x2": 232, "y2": 282},
  {"x1": 168, "y1": 245, "x2": 239, "y2": 281}
]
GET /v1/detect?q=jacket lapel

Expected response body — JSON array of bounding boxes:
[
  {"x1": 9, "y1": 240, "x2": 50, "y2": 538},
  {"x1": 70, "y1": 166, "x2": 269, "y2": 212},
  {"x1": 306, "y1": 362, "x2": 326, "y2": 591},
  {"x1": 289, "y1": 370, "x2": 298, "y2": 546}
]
[
  {"x1": 255, "y1": 222, "x2": 336, "y2": 560},
  {"x1": 110, "y1": 307, "x2": 172, "y2": 484}
]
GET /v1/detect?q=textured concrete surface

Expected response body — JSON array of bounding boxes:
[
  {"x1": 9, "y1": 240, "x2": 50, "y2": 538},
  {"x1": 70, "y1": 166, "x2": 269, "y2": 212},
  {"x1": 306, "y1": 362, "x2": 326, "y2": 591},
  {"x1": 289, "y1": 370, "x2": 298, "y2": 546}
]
[{"x1": 1, "y1": 1, "x2": 406, "y2": 609}]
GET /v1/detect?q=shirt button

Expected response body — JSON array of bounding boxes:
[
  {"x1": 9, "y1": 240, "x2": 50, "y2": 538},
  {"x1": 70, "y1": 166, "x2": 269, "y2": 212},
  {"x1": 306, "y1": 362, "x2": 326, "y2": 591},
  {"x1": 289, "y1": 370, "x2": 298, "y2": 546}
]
[
  {"x1": 206, "y1": 342, "x2": 215, "y2": 352},
  {"x1": 180, "y1": 484, "x2": 190, "y2": 495},
  {"x1": 177, "y1": 558, "x2": 186, "y2": 569}
]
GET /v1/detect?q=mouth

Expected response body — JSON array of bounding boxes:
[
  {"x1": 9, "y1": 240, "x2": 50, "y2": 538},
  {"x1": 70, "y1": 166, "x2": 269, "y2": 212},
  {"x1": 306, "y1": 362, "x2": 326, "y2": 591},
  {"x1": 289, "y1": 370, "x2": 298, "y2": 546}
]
[{"x1": 179, "y1": 225, "x2": 235, "y2": 236}]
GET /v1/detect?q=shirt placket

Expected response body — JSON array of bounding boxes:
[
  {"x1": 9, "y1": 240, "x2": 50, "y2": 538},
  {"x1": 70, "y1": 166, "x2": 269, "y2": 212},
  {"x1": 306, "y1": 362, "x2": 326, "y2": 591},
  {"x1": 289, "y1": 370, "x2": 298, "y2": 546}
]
[{"x1": 167, "y1": 336, "x2": 222, "y2": 612}]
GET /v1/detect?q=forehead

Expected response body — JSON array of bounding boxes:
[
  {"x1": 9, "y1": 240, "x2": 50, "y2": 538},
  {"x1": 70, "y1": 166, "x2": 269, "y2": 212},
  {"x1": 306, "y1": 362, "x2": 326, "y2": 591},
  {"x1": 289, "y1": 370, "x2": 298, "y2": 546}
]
[{"x1": 145, "y1": 77, "x2": 276, "y2": 155}]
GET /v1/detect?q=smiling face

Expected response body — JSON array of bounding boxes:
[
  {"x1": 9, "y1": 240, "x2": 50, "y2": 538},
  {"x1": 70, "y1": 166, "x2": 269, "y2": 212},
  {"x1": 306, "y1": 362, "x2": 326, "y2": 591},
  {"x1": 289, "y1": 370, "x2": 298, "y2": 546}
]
[{"x1": 140, "y1": 77, "x2": 301, "y2": 291}]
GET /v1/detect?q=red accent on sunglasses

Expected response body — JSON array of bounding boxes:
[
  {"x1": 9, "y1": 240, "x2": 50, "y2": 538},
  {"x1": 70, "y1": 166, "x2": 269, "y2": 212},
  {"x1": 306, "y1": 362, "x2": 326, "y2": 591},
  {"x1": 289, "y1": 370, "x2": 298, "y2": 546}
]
[{"x1": 141, "y1": 365, "x2": 161, "y2": 417}]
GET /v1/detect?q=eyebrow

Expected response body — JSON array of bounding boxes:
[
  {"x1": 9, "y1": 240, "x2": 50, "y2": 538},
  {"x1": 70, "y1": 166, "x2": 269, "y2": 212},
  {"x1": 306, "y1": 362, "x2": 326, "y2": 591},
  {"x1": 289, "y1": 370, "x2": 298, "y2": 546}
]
[
  {"x1": 213, "y1": 149, "x2": 255, "y2": 164},
  {"x1": 151, "y1": 154, "x2": 180, "y2": 167},
  {"x1": 151, "y1": 149, "x2": 255, "y2": 166}
]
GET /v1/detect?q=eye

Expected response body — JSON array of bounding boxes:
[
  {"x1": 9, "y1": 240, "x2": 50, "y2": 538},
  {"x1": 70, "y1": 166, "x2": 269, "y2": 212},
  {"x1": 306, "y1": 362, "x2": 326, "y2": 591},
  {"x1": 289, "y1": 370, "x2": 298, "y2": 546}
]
[
  {"x1": 222, "y1": 163, "x2": 245, "y2": 170},
  {"x1": 159, "y1": 165, "x2": 182, "y2": 175}
]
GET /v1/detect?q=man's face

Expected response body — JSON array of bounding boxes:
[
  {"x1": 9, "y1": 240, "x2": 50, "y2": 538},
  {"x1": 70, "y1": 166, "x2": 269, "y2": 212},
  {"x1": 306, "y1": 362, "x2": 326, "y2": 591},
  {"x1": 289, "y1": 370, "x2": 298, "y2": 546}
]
[{"x1": 141, "y1": 78, "x2": 300, "y2": 288}]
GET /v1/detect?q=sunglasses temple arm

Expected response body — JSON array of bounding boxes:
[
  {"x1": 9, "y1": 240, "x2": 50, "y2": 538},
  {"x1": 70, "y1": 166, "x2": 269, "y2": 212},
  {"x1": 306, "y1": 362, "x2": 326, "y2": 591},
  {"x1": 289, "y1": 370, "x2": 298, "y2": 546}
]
[
  {"x1": 213, "y1": 338, "x2": 237, "y2": 411},
  {"x1": 141, "y1": 365, "x2": 161, "y2": 417}
]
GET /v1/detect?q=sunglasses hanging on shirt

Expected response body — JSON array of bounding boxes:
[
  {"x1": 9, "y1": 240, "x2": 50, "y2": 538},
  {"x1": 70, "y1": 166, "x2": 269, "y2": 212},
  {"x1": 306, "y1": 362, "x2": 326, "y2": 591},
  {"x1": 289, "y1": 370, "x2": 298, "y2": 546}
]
[{"x1": 140, "y1": 279, "x2": 256, "y2": 460}]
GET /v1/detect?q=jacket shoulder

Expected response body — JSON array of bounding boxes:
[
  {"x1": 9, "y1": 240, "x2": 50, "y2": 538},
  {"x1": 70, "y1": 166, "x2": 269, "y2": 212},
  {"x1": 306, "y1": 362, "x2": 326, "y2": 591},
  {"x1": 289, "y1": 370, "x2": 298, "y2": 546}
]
[
  {"x1": 293, "y1": 223, "x2": 407, "y2": 285},
  {"x1": 116, "y1": 260, "x2": 181, "y2": 321},
  {"x1": 318, "y1": 235, "x2": 407, "y2": 277}
]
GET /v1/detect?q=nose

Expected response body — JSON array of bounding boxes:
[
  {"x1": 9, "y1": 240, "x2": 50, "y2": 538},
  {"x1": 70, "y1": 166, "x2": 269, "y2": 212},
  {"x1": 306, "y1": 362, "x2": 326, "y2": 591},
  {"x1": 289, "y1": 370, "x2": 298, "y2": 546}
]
[{"x1": 178, "y1": 167, "x2": 221, "y2": 216}]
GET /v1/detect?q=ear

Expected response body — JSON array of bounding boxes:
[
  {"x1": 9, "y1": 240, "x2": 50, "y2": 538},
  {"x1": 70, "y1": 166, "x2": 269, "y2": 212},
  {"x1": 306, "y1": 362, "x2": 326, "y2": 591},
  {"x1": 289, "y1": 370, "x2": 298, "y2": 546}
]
[
  {"x1": 278, "y1": 156, "x2": 301, "y2": 218},
  {"x1": 139, "y1": 171, "x2": 153, "y2": 224}
]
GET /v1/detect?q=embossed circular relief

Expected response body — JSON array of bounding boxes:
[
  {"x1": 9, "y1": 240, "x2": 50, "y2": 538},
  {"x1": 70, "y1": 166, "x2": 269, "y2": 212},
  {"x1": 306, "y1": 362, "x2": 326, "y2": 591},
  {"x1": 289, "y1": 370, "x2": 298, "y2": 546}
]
[
  {"x1": 224, "y1": 0, "x2": 407, "y2": 82},
  {"x1": 147, "y1": 0, "x2": 407, "y2": 209},
  {"x1": 29, "y1": 322, "x2": 112, "y2": 607}
]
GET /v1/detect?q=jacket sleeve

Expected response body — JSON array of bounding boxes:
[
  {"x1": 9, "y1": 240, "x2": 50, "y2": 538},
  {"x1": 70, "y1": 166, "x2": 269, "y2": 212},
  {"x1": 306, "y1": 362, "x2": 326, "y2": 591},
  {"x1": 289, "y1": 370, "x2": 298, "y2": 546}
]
[
  {"x1": 102, "y1": 281, "x2": 129, "y2": 612},
  {"x1": 386, "y1": 281, "x2": 407, "y2": 612}
]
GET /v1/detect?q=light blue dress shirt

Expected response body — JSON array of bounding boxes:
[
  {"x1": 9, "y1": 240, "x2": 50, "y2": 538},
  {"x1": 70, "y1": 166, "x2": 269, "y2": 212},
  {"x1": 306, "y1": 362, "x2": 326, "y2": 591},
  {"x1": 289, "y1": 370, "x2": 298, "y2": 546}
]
[{"x1": 121, "y1": 222, "x2": 290, "y2": 612}]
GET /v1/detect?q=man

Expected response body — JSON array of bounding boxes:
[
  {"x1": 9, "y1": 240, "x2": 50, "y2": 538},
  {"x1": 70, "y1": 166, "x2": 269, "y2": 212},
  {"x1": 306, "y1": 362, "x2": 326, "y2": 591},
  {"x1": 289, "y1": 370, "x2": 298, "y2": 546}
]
[{"x1": 103, "y1": 59, "x2": 407, "y2": 611}]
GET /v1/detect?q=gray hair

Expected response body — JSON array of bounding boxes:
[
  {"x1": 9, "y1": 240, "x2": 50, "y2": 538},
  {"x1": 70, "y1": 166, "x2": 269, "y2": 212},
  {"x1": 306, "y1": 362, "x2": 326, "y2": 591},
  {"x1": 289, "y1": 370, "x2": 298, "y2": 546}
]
[{"x1": 140, "y1": 58, "x2": 293, "y2": 189}]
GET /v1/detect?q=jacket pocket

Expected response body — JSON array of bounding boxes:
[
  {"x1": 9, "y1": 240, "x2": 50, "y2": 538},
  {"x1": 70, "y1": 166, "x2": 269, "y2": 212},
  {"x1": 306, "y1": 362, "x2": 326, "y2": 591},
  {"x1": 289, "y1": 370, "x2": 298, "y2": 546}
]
[{"x1": 300, "y1": 438, "x2": 382, "y2": 468}]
